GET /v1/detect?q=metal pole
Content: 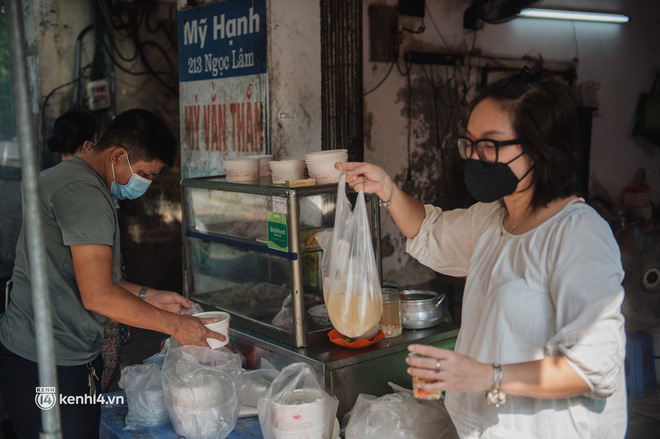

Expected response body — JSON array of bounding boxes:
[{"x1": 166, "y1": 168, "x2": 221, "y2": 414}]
[{"x1": 5, "y1": 1, "x2": 62, "y2": 438}]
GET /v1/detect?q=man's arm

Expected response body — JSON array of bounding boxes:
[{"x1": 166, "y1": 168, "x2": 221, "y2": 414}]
[{"x1": 71, "y1": 244, "x2": 224, "y2": 346}]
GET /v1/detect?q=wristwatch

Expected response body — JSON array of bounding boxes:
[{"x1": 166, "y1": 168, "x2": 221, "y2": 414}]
[{"x1": 139, "y1": 286, "x2": 148, "y2": 301}]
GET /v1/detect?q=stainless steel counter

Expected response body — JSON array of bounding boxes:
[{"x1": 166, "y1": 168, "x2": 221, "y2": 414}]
[{"x1": 230, "y1": 323, "x2": 459, "y2": 419}]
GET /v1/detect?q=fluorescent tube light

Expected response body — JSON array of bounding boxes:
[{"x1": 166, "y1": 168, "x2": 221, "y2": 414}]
[{"x1": 518, "y1": 9, "x2": 629, "y2": 23}]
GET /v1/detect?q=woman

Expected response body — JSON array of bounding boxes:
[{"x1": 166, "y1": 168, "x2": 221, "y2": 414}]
[{"x1": 338, "y1": 67, "x2": 627, "y2": 438}]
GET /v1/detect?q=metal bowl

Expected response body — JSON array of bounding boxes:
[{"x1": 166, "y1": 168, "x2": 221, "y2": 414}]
[{"x1": 400, "y1": 290, "x2": 445, "y2": 329}]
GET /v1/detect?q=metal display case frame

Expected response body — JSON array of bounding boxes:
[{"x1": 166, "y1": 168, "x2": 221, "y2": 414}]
[{"x1": 180, "y1": 176, "x2": 382, "y2": 348}]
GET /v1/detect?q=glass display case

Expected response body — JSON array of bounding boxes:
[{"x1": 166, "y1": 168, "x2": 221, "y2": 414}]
[{"x1": 181, "y1": 176, "x2": 381, "y2": 347}]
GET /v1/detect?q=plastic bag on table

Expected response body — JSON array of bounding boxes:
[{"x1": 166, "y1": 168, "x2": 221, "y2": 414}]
[
  {"x1": 271, "y1": 295, "x2": 293, "y2": 331},
  {"x1": 343, "y1": 392, "x2": 458, "y2": 439},
  {"x1": 240, "y1": 364, "x2": 280, "y2": 415},
  {"x1": 258, "y1": 362, "x2": 338, "y2": 439},
  {"x1": 143, "y1": 337, "x2": 179, "y2": 367},
  {"x1": 117, "y1": 362, "x2": 169, "y2": 430},
  {"x1": 162, "y1": 346, "x2": 245, "y2": 439},
  {"x1": 324, "y1": 173, "x2": 382, "y2": 338}
]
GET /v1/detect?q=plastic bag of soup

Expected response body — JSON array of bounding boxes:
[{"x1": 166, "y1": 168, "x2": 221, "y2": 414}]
[
  {"x1": 324, "y1": 173, "x2": 382, "y2": 338},
  {"x1": 161, "y1": 346, "x2": 245, "y2": 439},
  {"x1": 118, "y1": 362, "x2": 169, "y2": 430},
  {"x1": 344, "y1": 392, "x2": 459, "y2": 439},
  {"x1": 258, "y1": 362, "x2": 338, "y2": 439}
]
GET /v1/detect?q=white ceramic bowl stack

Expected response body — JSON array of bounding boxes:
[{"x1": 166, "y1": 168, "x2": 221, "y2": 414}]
[
  {"x1": 269, "y1": 159, "x2": 306, "y2": 184},
  {"x1": 223, "y1": 157, "x2": 260, "y2": 182},
  {"x1": 304, "y1": 149, "x2": 348, "y2": 184}
]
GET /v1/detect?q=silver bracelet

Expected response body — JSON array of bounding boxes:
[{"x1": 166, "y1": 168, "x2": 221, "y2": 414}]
[
  {"x1": 486, "y1": 363, "x2": 506, "y2": 407},
  {"x1": 378, "y1": 184, "x2": 394, "y2": 207},
  {"x1": 139, "y1": 286, "x2": 148, "y2": 301}
]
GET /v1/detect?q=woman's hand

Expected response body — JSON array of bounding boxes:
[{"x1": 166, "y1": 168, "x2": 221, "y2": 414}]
[
  {"x1": 146, "y1": 289, "x2": 193, "y2": 314},
  {"x1": 170, "y1": 314, "x2": 226, "y2": 348},
  {"x1": 335, "y1": 162, "x2": 393, "y2": 204},
  {"x1": 406, "y1": 344, "x2": 492, "y2": 394}
]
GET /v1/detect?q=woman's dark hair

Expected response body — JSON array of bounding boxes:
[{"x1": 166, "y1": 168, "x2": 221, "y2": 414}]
[
  {"x1": 46, "y1": 111, "x2": 96, "y2": 155},
  {"x1": 471, "y1": 65, "x2": 578, "y2": 209},
  {"x1": 94, "y1": 109, "x2": 177, "y2": 167}
]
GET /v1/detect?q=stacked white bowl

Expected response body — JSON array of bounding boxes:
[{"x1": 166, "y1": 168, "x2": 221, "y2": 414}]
[
  {"x1": 269, "y1": 159, "x2": 306, "y2": 184},
  {"x1": 304, "y1": 149, "x2": 348, "y2": 184},
  {"x1": 223, "y1": 157, "x2": 260, "y2": 182}
]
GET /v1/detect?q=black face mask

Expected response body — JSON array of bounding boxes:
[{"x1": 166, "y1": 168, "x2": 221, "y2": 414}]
[{"x1": 463, "y1": 152, "x2": 532, "y2": 203}]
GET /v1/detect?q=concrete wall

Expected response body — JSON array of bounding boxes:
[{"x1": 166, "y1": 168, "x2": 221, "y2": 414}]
[
  {"x1": 362, "y1": 0, "x2": 660, "y2": 283},
  {"x1": 268, "y1": 0, "x2": 322, "y2": 159},
  {"x1": 1, "y1": 0, "x2": 183, "y2": 290}
]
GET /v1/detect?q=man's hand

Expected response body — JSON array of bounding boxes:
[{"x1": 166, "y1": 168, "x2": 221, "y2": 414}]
[
  {"x1": 146, "y1": 289, "x2": 193, "y2": 314},
  {"x1": 171, "y1": 314, "x2": 227, "y2": 347}
]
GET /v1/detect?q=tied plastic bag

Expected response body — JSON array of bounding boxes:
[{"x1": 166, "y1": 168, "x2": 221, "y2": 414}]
[
  {"x1": 324, "y1": 173, "x2": 382, "y2": 337},
  {"x1": 162, "y1": 346, "x2": 245, "y2": 439},
  {"x1": 344, "y1": 393, "x2": 458, "y2": 439},
  {"x1": 143, "y1": 337, "x2": 179, "y2": 367},
  {"x1": 118, "y1": 363, "x2": 169, "y2": 430},
  {"x1": 258, "y1": 362, "x2": 338, "y2": 439}
]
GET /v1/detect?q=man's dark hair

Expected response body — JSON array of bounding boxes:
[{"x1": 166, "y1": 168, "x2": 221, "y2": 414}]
[
  {"x1": 94, "y1": 109, "x2": 177, "y2": 167},
  {"x1": 471, "y1": 66, "x2": 578, "y2": 210}
]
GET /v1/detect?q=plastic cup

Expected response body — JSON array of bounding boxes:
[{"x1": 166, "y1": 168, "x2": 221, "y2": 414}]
[
  {"x1": 409, "y1": 353, "x2": 441, "y2": 400},
  {"x1": 380, "y1": 291, "x2": 402, "y2": 338},
  {"x1": 269, "y1": 159, "x2": 306, "y2": 184},
  {"x1": 193, "y1": 311, "x2": 230, "y2": 349},
  {"x1": 223, "y1": 157, "x2": 260, "y2": 182}
]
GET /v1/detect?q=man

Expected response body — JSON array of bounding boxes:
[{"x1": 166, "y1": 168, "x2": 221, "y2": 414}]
[{"x1": 0, "y1": 109, "x2": 224, "y2": 438}]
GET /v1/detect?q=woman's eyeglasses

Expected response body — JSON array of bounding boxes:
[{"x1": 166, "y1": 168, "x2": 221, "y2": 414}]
[{"x1": 457, "y1": 136, "x2": 521, "y2": 162}]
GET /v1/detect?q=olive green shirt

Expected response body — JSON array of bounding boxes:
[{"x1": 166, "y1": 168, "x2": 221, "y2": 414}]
[{"x1": 0, "y1": 156, "x2": 120, "y2": 365}]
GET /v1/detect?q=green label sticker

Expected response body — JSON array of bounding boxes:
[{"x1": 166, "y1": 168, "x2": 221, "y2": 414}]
[{"x1": 267, "y1": 212, "x2": 288, "y2": 252}]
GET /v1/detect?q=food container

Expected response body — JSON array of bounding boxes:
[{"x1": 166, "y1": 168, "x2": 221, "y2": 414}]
[
  {"x1": 269, "y1": 159, "x2": 306, "y2": 184},
  {"x1": 245, "y1": 154, "x2": 274, "y2": 177},
  {"x1": 379, "y1": 291, "x2": 402, "y2": 338},
  {"x1": 308, "y1": 304, "x2": 332, "y2": 327},
  {"x1": 400, "y1": 290, "x2": 445, "y2": 329},
  {"x1": 223, "y1": 157, "x2": 260, "y2": 182},
  {"x1": 409, "y1": 353, "x2": 442, "y2": 400},
  {"x1": 193, "y1": 311, "x2": 231, "y2": 348},
  {"x1": 304, "y1": 149, "x2": 348, "y2": 184}
]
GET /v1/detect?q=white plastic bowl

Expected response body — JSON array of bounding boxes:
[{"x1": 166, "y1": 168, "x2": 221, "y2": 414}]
[
  {"x1": 223, "y1": 157, "x2": 260, "y2": 182},
  {"x1": 269, "y1": 159, "x2": 306, "y2": 184},
  {"x1": 245, "y1": 154, "x2": 274, "y2": 177},
  {"x1": 193, "y1": 311, "x2": 230, "y2": 349},
  {"x1": 304, "y1": 149, "x2": 348, "y2": 159},
  {"x1": 305, "y1": 156, "x2": 347, "y2": 184}
]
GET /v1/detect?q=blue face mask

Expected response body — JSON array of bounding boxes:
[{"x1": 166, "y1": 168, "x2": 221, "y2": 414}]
[{"x1": 110, "y1": 153, "x2": 152, "y2": 200}]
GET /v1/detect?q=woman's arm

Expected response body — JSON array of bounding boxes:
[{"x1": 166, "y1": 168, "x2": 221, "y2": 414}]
[
  {"x1": 406, "y1": 344, "x2": 590, "y2": 399},
  {"x1": 336, "y1": 162, "x2": 426, "y2": 239}
]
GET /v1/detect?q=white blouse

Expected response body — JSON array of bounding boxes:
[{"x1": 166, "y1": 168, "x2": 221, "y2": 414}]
[{"x1": 406, "y1": 200, "x2": 627, "y2": 439}]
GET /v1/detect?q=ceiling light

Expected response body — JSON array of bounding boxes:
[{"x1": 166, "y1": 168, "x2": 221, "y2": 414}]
[{"x1": 518, "y1": 9, "x2": 629, "y2": 23}]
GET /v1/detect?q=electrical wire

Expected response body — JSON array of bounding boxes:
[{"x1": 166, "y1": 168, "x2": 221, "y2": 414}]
[
  {"x1": 406, "y1": 71, "x2": 412, "y2": 182},
  {"x1": 364, "y1": 61, "x2": 395, "y2": 96},
  {"x1": 92, "y1": 0, "x2": 177, "y2": 93},
  {"x1": 425, "y1": 3, "x2": 449, "y2": 48},
  {"x1": 401, "y1": 18, "x2": 425, "y2": 34},
  {"x1": 571, "y1": 21, "x2": 579, "y2": 60}
]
